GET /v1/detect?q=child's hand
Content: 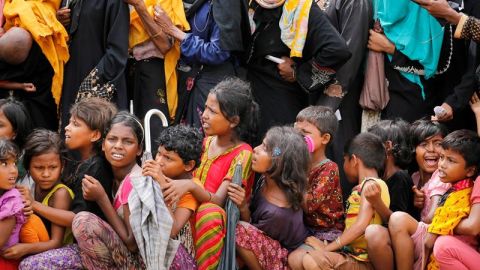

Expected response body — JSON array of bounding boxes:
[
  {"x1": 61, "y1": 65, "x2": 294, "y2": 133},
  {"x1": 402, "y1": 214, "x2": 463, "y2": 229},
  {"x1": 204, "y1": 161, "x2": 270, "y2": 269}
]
[
  {"x1": 162, "y1": 179, "x2": 190, "y2": 206},
  {"x1": 363, "y1": 181, "x2": 382, "y2": 207},
  {"x1": 227, "y1": 183, "x2": 246, "y2": 208},
  {"x1": 82, "y1": 175, "x2": 107, "y2": 201},
  {"x1": 470, "y1": 92, "x2": 480, "y2": 116},
  {"x1": 421, "y1": 233, "x2": 438, "y2": 269},
  {"x1": 305, "y1": 236, "x2": 326, "y2": 251},
  {"x1": 16, "y1": 185, "x2": 34, "y2": 216},
  {"x1": 142, "y1": 159, "x2": 166, "y2": 187},
  {"x1": 412, "y1": 185, "x2": 425, "y2": 209},
  {"x1": 22, "y1": 83, "x2": 36, "y2": 92},
  {"x1": 3, "y1": 243, "x2": 29, "y2": 260}
]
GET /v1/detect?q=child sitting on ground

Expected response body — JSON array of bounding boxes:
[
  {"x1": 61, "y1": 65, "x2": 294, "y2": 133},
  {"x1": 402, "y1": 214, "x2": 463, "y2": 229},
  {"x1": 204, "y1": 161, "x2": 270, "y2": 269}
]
[
  {"x1": 0, "y1": 140, "x2": 26, "y2": 270},
  {"x1": 388, "y1": 119, "x2": 449, "y2": 270},
  {"x1": 143, "y1": 124, "x2": 204, "y2": 269},
  {"x1": 421, "y1": 130, "x2": 480, "y2": 269},
  {"x1": 288, "y1": 106, "x2": 344, "y2": 269},
  {"x1": 4, "y1": 130, "x2": 74, "y2": 262},
  {"x1": 299, "y1": 132, "x2": 390, "y2": 270}
]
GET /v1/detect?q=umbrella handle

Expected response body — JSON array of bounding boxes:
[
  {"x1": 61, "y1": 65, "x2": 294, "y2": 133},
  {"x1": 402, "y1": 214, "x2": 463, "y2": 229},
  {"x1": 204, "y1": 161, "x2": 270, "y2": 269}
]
[{"x1": 144, "y1": 109, "x2": 168, "y2": 153}]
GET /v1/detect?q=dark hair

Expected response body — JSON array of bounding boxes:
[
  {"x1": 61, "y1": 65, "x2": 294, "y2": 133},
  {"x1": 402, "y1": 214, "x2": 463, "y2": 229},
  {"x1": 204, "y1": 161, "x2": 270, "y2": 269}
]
[
  {"x1": 296, "y1": 106, "x2": 338, "y2": 143},
  {"x1": 441, "y1": 130, "x2": 480, "y2": 171},
  {"x1": 105, "y1": 111, "x2": 145, "y2": 151},
  {"x1": 210, "y1": 77, "x2": 259, "y2": 144},
  {"x1": 264, "y1": 126, "x2": 309, "y2": 211},
  {"x1": 368, "y1": 119, "x2": 412, "y2": 169},
  {"x1": 0, "y1": 139, "x2": 19, "y2": 161},
  {"x1": 0, "y1": 98, "x2": 32, "y2": 148},
  {"x1": 69, "y1": 97, "x2": 117, "y2": 151},
  {"x1": 410, "y1": 118, "x2": 448, "y2": 147},
  {"x1": 344, "y1": 132, "x2": 385, "y2": 174},
  {"x1": 23, "y1": 129, "x2": 63, "y2": 171},
  {"x1": 157, "y1": 125, "x2": 204, "y2": 169}
]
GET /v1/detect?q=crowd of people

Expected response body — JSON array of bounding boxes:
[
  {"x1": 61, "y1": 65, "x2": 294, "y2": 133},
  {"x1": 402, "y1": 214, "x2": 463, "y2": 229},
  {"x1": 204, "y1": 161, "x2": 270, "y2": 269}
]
[{"x1": 0, "y1": 0, "x2": 480, "y2": 269}]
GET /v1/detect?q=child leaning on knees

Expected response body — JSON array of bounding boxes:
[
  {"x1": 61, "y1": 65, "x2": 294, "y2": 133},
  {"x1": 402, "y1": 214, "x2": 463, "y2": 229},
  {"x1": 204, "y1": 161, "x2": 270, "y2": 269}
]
[
  {"x1": 361, "y1": 119, "x2": 414, "y2": 270},
  {"x1": 289, "y1": 106, "x2": 344, "y2": 270},
  {"x1": 299, "y1": 132, "x2": 390, "y2": 270},
  {"x1": 143, "y1": 124, "x2": 204, "y2": 269},
  {"x1": 421, "y1": 130, "x2": 480, "y2": 269},
  {"x1": 0, "y1": 140, "x2": 26, "y2": 270}
]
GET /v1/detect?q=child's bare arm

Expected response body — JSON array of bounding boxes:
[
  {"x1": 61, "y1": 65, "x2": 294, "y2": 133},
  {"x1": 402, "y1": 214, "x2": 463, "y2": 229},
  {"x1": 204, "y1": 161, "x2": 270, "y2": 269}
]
[
  {"x1": 424, "y1": 195, "x2": 441, "y2": 224},
  {"x1": 454, "y1": 203, "x2": 480, "y2": 236},
  {"x1": 470, "y1": 92, "x2": 480, "y2": 136},
  {"x1": 0, "y1": 81, "x2": 36, "y2": 92},
  {"x1": 170, "y1": 207, "x2": 193, "y2": 238},
  {"x1": 3, "y1": 188, "x2": 73, "y2": 259},
  {"x1": 421, "y1": 232, "x2": 438, "y2": 269},
  {"x1": 363, "y1": 181, "x2": 392, "y2": 223},
  {"x1": 323, "y1": 193, "x2": 376, "y2": 252},
  {"x1": 0, "y1": 216, "x2": 16, "y2": 248}
]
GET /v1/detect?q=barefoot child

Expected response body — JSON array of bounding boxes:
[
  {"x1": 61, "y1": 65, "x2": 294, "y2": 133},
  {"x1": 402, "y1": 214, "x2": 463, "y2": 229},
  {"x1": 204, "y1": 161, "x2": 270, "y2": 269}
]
[
  {"x1": 288, "y1": 106, "x2": 344, "y2": 269},
  {"x1": 301, "y1": 132, "x2": 390, "y2": 270}
]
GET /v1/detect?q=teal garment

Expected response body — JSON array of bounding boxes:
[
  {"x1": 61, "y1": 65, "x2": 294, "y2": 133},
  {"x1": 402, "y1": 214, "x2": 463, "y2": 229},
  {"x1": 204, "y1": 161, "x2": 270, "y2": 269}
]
[{"x1": 375, "y1": 0, "x2": 444, "y2": 98}]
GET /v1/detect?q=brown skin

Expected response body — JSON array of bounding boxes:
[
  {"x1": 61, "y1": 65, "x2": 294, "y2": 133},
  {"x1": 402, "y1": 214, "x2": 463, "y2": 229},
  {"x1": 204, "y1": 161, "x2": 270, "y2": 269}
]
[
  {"x1": 56, "y1": 8, "x2": 71, "y2": 28},
  {"x1": 153, "y1": 6, "x2": 187, "y2": 42},
  {"x1": 0, "y1": 81, "x2": 36, "y2": 92},
  {"x1": 3, "y1": 187, "x2": 72, "y2": 259},
  {"x1": 470, "y1": 92, "x2": 480, "y2": 136},
  {"x1": 413, "y1": 0, "x2": 462, "y2": 25}
]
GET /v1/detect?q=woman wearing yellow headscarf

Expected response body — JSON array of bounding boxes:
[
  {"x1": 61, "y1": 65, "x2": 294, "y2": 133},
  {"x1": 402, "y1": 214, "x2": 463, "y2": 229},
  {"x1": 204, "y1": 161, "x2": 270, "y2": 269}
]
[{"x1": 128, "y1": 0, "x2": 189, "y2": 148}]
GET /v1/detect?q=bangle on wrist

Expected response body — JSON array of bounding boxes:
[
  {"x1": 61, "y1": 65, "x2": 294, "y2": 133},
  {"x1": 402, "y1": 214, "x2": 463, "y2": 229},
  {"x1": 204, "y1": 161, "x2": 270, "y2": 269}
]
[
  {"x1": 335, "y1": 237, "x2": 343, "y2": 247},
  {"x1": 151, "y1": 31, "x2": 162, "y2": 39},
  {"x1": 207, "y1": 191, "x2": 212, "y2": 202}
]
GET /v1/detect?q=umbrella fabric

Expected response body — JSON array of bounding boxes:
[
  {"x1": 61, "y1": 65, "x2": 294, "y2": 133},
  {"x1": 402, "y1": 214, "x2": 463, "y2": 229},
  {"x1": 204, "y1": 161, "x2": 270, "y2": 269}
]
[
  {"x1": 218, "y1": 163, "x2": 243, "y2": 270},
  {"x1": 129, "y1": 152, "x2": 180, "y2": 270}
]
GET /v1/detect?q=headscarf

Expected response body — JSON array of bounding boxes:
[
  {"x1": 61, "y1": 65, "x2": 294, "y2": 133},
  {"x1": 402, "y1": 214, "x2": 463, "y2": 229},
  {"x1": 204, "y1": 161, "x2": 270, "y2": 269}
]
[
  {"x1": 129, "y1": 0, "x2": 190, "y2": 120},
  {"x1": 3, "y1": 0, "x2": 70, "y2": 107},
  {"x1": 255, "y1": 0, "x2": 312, "y2": 58},
  {"x1": 375, "y1": 0, "x2": 444, "y2": 98}
]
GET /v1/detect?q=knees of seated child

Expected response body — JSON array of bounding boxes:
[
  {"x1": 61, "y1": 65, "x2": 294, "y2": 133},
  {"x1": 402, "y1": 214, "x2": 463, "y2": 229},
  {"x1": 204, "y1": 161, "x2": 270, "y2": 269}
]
[
  {"x1": 365, "y1": 224, "x2": 394, "y2": 270},
  {"x1": 302, "y1": 252, "x2": 322, "y2": 270}
]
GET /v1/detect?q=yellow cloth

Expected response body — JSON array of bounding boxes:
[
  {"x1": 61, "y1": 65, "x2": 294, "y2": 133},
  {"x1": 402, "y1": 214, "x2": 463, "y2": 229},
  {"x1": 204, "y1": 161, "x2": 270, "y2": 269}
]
[
  {"x1": 3, "y1": 0, "x2": 69, "y2": 107},
  {"x1": 427, "y1": 187, "x2": 472, "y2": 270},
  {"x1": 42, "y1": 183, "x2": 75, "y2": 244},
  {"x1": 343, "y1": 177, "x2": 390, "y2": 262},
  {"x1": 279, "y1": 0, "x2": 311, "y2": 57},
  {"x1": 129, "y1": 0, "x2": 189, "y2": 120}
]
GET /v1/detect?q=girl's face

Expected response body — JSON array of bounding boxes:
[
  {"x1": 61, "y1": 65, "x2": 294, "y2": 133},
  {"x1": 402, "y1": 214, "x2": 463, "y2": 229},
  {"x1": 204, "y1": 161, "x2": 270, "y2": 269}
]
[
  {"x1": 202, "y1": 93, "x2": 233, "y2": 136},
  {"x1": 155, "y1": 146, "x2": 188, "y2": 179},
  {"x1": 0, "y1": 156, "x2": 17, "y2": 191},
  {"x1": 64, "y1": 116, "x2": 98, "y2": 151},
  {"x1": 437, "y1": 148, "x2": 475, "y2": 183},
  {"x1": 102, "y1": 123, "x2": 141, "y2": 170},
  {"x1": 252, "y1": 139, "x2": 272, "y2": 173},
  {"x1": 415, "y1": 134, "x2": 443, "y2": 174},
  {"x1": 0, "y1": 109, "x2": 15, "y2": 141},
  {"x1": 30, "y1": 152, "x2": 62, "y2": 191}
]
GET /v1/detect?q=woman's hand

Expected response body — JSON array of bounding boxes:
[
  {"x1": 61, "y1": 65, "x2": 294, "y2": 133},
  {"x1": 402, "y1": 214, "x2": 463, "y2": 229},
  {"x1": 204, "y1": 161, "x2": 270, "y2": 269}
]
[
  {"x1": 368, "y1": 30, "x2": 395, "y2": 54},
  {"x1": 82, "y1": 175, "x2": 107, "y2": 201},
  {"x1": 162, "y1": 179, "x2": 191, "y2": 206},
  {"x1": 278, "y1": 57, "x2": 296, "y2": 82},
  {"x1": 470, "y1": 92, "x2": 480, "y2": 116},
  {"x1": 227, "y1": 183, "x2": 246, "y2": 208},
  {"x1": 142, "y1": 159, "x2": 166, "y2": 187},
  {"x1": 153, "y1": 6, "x2": 175, "y2": 35},
  {"x1": 3, "y1": 243, "x2": 29, "y2": 260},
  {"x1": 56, "y1": 7, "x2": 71, "y2": 28},
  {"x1": 431, "y1": 102, "x2": 453, "y2": 122},
  {"x1": 413, "y1": 0, "x2": 462, "y2": 25}
]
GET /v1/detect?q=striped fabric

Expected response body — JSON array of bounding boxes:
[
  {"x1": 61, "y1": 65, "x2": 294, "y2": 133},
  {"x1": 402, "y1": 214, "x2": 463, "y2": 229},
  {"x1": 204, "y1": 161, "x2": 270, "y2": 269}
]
[{"x1": 195, "y1": 203, "x2": 226, "y2": 270}]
